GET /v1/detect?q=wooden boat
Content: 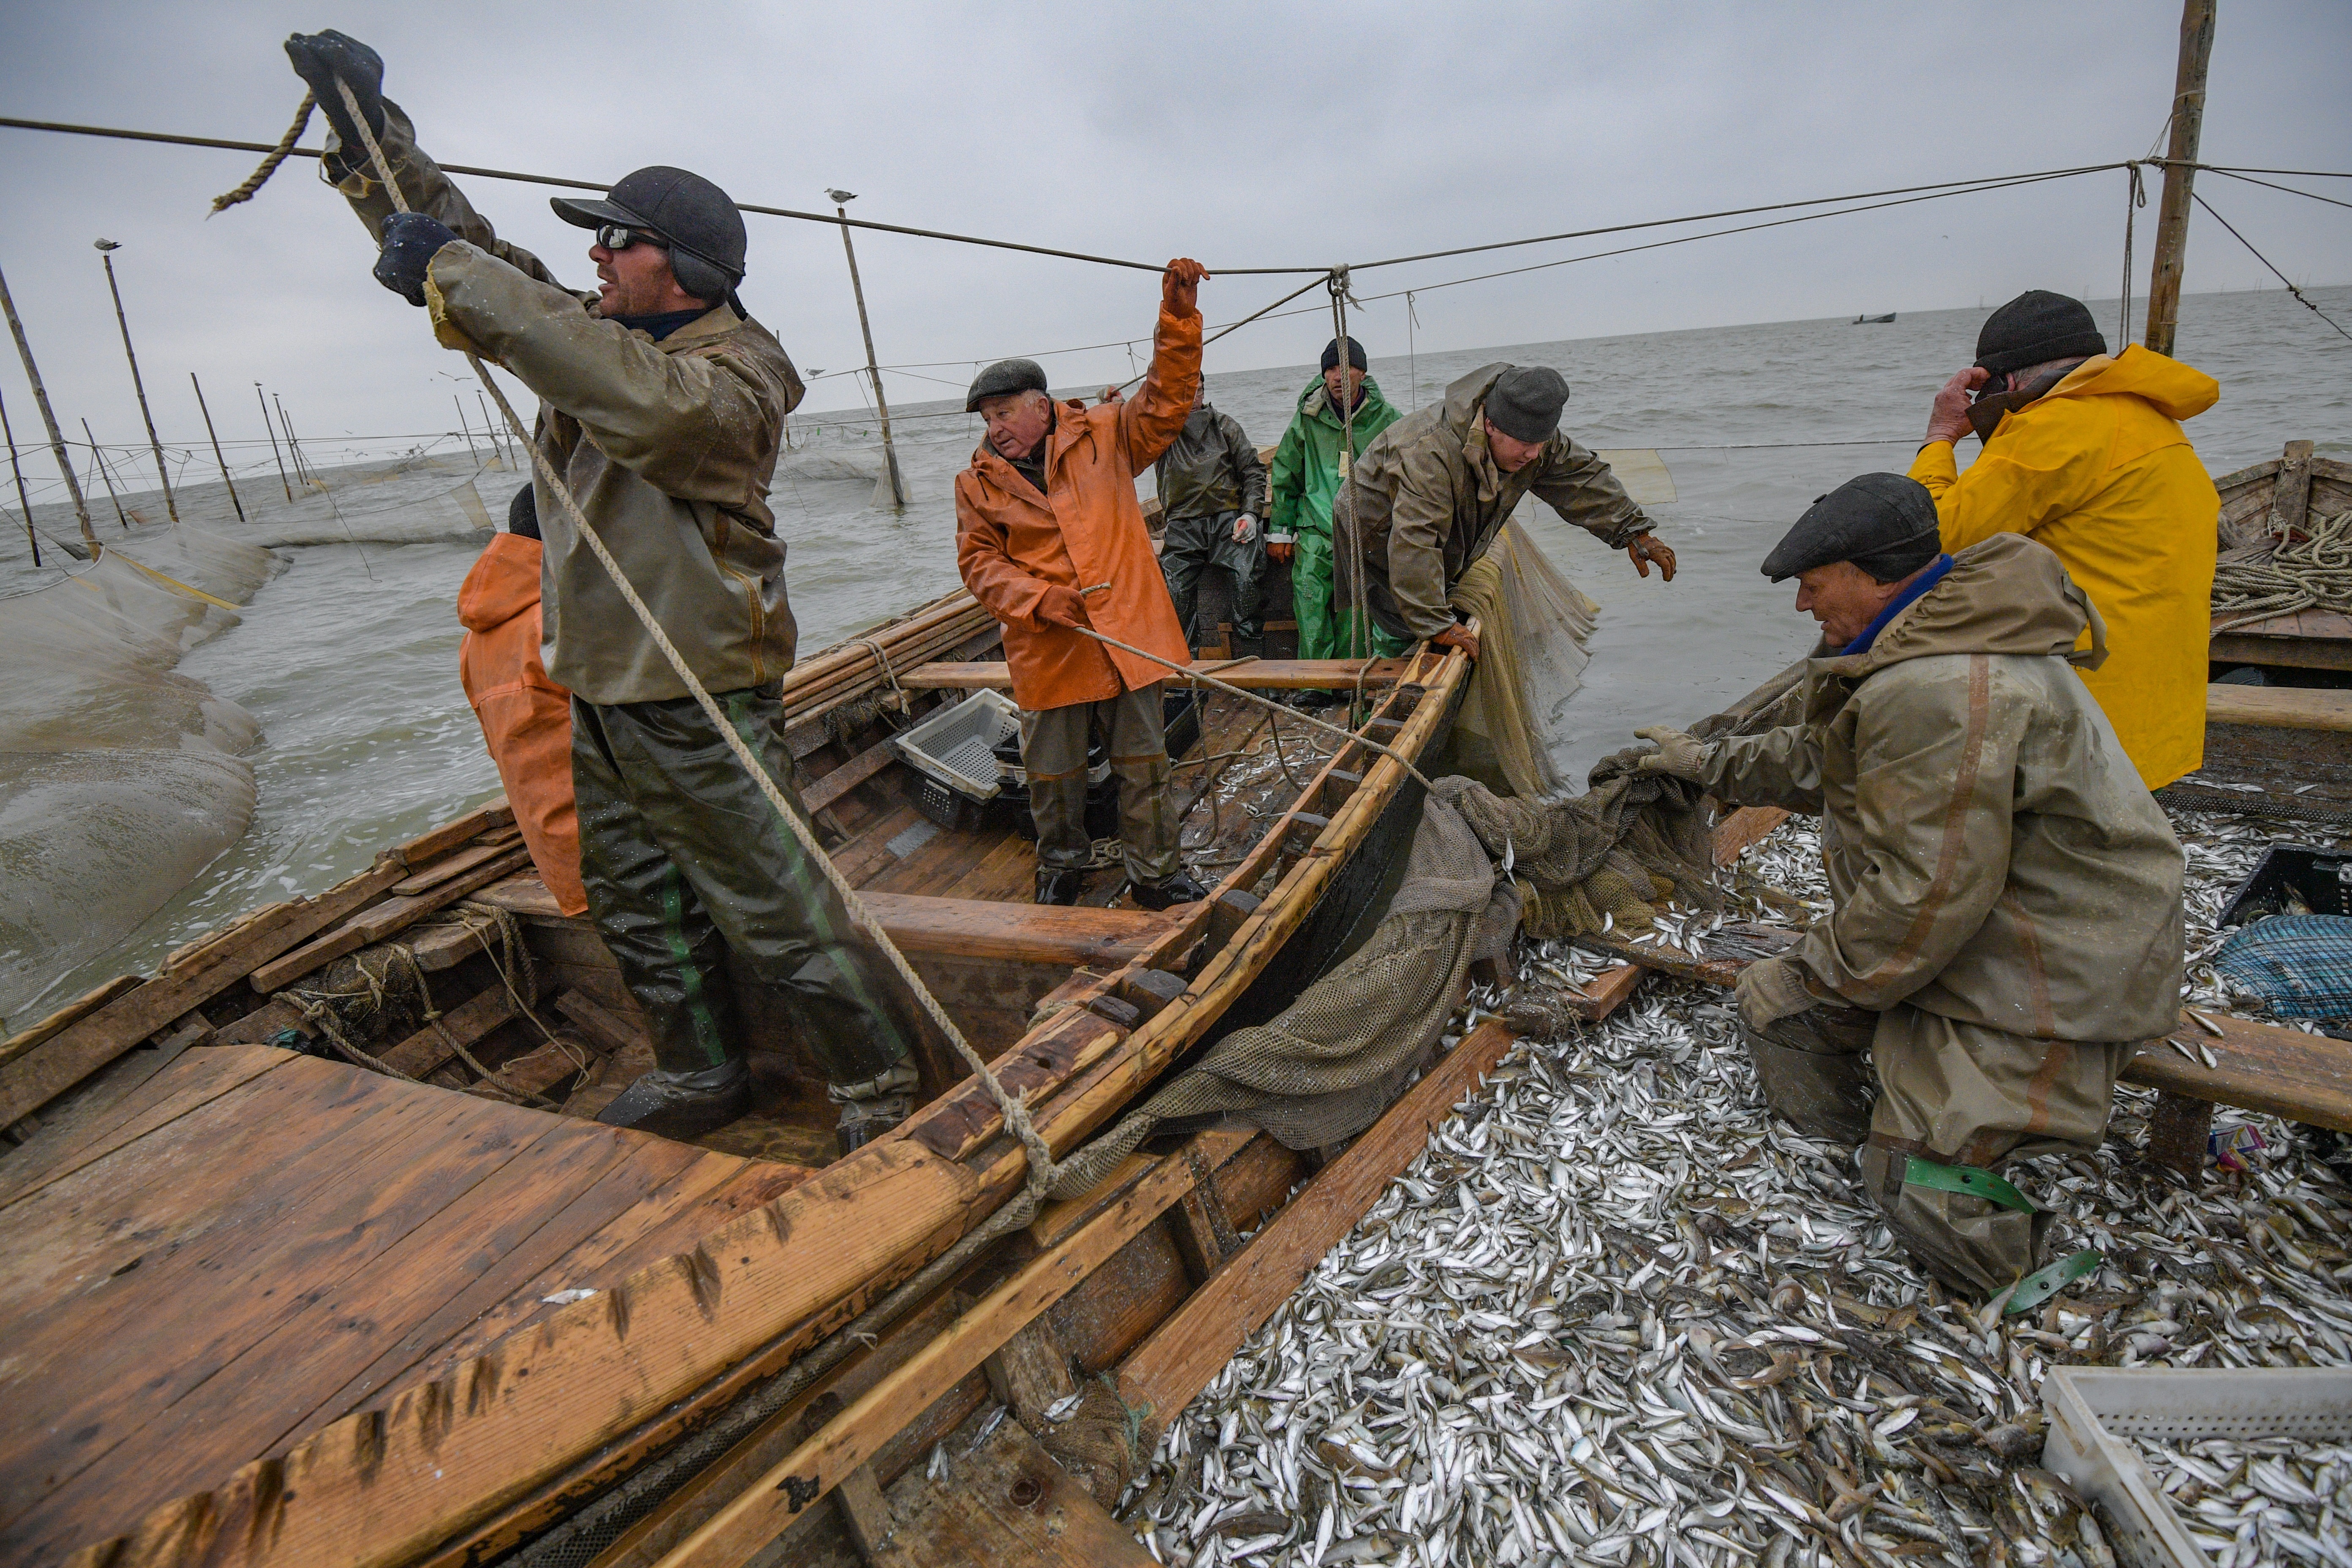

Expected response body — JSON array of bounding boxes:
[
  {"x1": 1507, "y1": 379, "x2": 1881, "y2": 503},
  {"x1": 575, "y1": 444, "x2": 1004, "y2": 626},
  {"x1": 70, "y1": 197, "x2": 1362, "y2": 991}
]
[
  {"x1": 0, "y1": 584, "x2": 1638, "y2": 1568},
  {"x1": 1851, "y1": 313, "x2": 1896, "y2": 324},
  {"x1": 2179, "y1": 438, "x2": 2352, "y2": 825}
]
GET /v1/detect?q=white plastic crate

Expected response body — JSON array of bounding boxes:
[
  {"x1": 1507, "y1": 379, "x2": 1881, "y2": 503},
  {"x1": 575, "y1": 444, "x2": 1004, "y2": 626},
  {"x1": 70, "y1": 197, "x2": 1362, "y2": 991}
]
[
  {"x1": 2040, "y1": 1365, "x2": 2352, "y2": 1568},
  {"x1": 893, "y1": 689, "x2": 1020, "y2": 801}
]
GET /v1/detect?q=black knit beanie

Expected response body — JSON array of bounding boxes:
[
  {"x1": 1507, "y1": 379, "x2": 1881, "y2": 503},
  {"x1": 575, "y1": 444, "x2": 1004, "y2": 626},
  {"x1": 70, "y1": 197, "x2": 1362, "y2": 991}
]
[
  {"x1": 1320, "y1": 336, "x2": 1368, "y2": 373},
  {"x1": 506, "y1": 482, "x2": 540, "y2": 541},
  {"x1": 1761, "y1": 474, "x2": 1942, "y2": 584},
  {"x1": 1483, "y1": 365, "x2": 1569, "y2": 443},
  {"x1": 1975, "y1": 291, "x2": 2108, "y2": 374}
]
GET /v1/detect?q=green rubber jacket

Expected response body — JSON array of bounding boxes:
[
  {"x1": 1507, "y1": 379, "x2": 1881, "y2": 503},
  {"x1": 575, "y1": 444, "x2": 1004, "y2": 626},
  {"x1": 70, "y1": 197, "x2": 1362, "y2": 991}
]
[{"x1": 1266, "y1": 376, "x2": 1401, "y2": 541}]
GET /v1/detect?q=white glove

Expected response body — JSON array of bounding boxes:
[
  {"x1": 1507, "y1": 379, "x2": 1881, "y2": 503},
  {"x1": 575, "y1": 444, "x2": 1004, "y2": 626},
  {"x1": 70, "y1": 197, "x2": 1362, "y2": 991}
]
[{"x1": 1232, "y1": 513, "x2": 1258, "y2": 544}]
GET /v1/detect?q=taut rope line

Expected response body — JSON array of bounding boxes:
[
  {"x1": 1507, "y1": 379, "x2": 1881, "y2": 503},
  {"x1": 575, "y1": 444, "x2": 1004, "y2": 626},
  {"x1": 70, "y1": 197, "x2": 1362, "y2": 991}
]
[{"x1": 329, "y1": 79, "x2": 1066, "y2": 1204}]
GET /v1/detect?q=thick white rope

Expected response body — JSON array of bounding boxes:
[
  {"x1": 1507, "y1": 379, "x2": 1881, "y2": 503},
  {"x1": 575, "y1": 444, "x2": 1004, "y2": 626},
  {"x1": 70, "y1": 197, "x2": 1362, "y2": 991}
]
[{"x1": 335, "y1": 80, "x2": 1063, "y2": 1193}]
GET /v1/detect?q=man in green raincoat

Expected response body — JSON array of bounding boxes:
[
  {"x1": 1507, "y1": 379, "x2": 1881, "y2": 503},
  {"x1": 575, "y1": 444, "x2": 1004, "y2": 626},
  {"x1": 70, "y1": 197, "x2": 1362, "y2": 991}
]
[{"x1": 1266, "y1": 337, "x2": 1402, "y2": 665}]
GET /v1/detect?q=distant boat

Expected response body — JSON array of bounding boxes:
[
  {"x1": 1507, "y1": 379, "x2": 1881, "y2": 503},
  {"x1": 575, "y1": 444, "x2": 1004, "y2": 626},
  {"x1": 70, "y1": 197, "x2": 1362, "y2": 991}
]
[{"x1": 1853, "y1": 312, "x2": 1897, "y2": 324}]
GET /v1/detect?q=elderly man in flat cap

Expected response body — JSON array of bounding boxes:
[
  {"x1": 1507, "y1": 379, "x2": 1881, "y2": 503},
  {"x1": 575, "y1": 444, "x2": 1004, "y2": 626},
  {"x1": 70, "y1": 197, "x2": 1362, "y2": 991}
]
[
  {"x1": 1909, "y1": 289, "x2": 2221, "y2": 789},
  {"x1": 1633, "y1": 474, "x2": 2184, "y2": 1303},
  {"x1": 955, "y1": 261, "x2": 1214, "y2": 909},
  {"x1": 290, "y1": 30, "x2": 931, "y2": 1147},
  {"x1": 1332, "y1": 363, "x2": 1674, "y2": 661}
]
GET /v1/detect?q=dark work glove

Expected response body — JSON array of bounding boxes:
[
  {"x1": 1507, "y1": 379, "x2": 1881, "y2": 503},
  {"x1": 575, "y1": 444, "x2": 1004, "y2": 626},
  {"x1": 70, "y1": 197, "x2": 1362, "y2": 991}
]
[
  {"x1": 374, "y1": 212, "x2": 456, "y2": 306},
  {"x1": 284, "y1": 30, "x2": 386, "y2": 150}
]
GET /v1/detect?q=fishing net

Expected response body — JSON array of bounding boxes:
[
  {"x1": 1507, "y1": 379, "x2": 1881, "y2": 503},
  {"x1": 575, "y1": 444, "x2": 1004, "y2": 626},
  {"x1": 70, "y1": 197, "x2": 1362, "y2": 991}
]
[
  {"x1": 1427, "y1": 524, "x2": 1598, "y2": 799},
  {"x1": 1046, "y1": 790, "x2": 1521, "y2": 1195},
  {"x1": 0, "y1": 526, "x2": 278, "y2": 1023}
]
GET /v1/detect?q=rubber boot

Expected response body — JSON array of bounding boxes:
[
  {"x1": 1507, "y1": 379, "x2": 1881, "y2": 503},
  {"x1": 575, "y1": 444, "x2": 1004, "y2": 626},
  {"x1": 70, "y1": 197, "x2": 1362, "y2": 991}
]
[
  {"x1": 1859, "y1": 1141, "x2": 2051, "y2": 1297},
  {"x1": 1739, "y1": 1022, "x2": 1875, "y2": 1143},
  {"x1": 1037, "y1": 867, "x2": 1085, "y2": 906},
  {"x1": 1129, "y1": 870, "x2": 1209, "y2": 910},
  {"x1": 596, "y1": 1059, "x2": 751, "y2": 1141}
]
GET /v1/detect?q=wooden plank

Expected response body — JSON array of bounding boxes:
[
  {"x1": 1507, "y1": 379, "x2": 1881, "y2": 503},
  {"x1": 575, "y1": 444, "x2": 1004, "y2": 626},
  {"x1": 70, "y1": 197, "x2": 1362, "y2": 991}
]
[
  {"x1": 378, "y1": 986, "x2": 519, "y2": 1078},
  {"x1": 249, "y1": 848, "x2": 534, "y2": 994},
  {"x1": 1117, "y1": 1019, "x2": 1519, "y2": 1440},
  {"x1": 471, "y1": 873, "x2": 567, "y2": 920},
  {"x1": 873, "y1": 1415, "x2": 1154, "y2": 1568},
  {"x1": 557, "y1": 991, "x2": 648, "y2": 1057},
  {"x1": 984, "y1": 1316, "x2": 1078, "y2": 1431},
  {"x1": 656, "y1": 1141, "x2": 1213, "y2": 1567},
  {"x1": 1712, "y1": 805, "x2": 1792, "y2": 867},
  {"x1": 2269, "y1": 438, "x2": 2316, "y2": 536},
  {"x1": 858, "y1": 892, "x2": 1170, "y2": 967},
  {"x1": 1567, "y1": 963, "x2": 1647, "y2": 1021},
  {"x1": 389, "y1": 835, "x2": 523, "y2": 898},
  {"x1": 0, "y1": 976, "x2": 142, "y2": 1069},
  {"x1": 2205, "y1": 683, "x2": 2352, "y2": 733},
  {"x1": 395, "y1": 797, "x2": 513, "y2": 868},
  {"x1": 2123, "y1": 1014, "x2": 2352, "y2": 1135},
  {"x1": 2209, "y1": 631, "x2": 2352, "y2": 672},
  {"x1": 900, "y1": 658, "x2": 1407, "y2": 691},
  {"x1": 0, "y1": 858, "x2": 408, "y2": 1127},
  {"x1": 0, "y1": 1042, "x2": 286, "y2": 1211},
  {"x1": 832, "y1": 1463, "x2": 893, "y2": 1562},
  {"x1": 804, "y1": 732, "x2": 911, "y2": 817}
]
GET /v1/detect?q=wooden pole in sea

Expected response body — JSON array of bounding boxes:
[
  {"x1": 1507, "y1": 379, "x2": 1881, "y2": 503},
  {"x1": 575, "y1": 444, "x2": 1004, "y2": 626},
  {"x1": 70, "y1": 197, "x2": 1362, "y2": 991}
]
[
  {"x1": 454, "y1": 393, "x2": 482, "y2": 466},
  {"x1": 2143, "y1": 0, "x2": 2216, "y2": 357},
  {"x1": 0, "y1": 255, "x2": 99, "y2": 553},
  {"x1": 84, "y1": 418, "x2": 131, "y2": 528},
  {"x1": 476, "y1": 389, "x2": 508, "y2": 469},
  {"x1": 274, "y1": 394, "x2": 311, "y2": 485},
  {"x1": 190, "y1": 373, "x2": 245, "y2": 522},
  {"x1": 256, "y1": 383, "x2": 294, "y2": 502},
  {"x1": 829, "y1": 191, "x2": 907, "y2": 509},
  {"x1": 94, "y1": 240, "x2": 180, "y2": 523},
  {"x1": 0, "y1": 384, "x2": 40, "y2": 566}
]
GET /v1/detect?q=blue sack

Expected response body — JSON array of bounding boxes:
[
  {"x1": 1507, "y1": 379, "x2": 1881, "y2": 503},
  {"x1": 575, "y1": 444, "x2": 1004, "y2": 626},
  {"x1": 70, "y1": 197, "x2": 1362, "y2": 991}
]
[{"x1": 2213, "y1": 914, "x2": 2352, "y2": 1019}]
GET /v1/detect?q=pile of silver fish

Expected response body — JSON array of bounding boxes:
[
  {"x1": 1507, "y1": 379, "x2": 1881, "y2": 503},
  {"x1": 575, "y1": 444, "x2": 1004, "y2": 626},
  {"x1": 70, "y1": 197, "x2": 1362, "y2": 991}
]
[
  {"x1": 1119, "y1": 808, "x2": 2352, "y2": 1568},
  {"x1": 2127, "y1": 1434, "x2": 2352, "y2": 1567}
]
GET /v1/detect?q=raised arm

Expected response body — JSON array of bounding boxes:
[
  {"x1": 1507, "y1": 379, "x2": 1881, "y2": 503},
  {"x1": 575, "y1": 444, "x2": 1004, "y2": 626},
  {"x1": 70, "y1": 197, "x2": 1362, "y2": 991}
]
[
  {"x1": 1530, "y1": 435, "x2": 1674, "y2": 579},
  {"x1": 1118, "y1": 260, "x2": 1206, "y2": 472}
]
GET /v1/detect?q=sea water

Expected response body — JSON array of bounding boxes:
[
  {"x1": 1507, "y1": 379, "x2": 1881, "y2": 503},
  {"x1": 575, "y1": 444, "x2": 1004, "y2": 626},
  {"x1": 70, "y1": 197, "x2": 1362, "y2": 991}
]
[{"x1": 8, "y1": 286, "x2": 2345, "y2": 1024}]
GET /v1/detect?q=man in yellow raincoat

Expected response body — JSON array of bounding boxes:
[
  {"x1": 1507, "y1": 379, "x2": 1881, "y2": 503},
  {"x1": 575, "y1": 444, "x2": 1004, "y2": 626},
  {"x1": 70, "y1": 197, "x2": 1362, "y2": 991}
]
[{"x1": 1908, "y1": 290, "x2": 2220, "y2": 788}]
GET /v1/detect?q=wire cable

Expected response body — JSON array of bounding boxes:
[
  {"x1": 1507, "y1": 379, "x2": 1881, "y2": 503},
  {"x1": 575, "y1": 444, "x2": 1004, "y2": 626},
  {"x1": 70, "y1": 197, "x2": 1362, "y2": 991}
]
[{"x1": 2189, "y1": 192, "x2": 2352, "y2": 343}]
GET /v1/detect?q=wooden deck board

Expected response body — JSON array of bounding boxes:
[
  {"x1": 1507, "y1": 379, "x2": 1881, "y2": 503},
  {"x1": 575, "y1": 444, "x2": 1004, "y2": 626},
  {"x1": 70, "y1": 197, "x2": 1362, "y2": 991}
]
[{"x1": 0, "y1": 1048, "x2": 810, "y2": 1568}]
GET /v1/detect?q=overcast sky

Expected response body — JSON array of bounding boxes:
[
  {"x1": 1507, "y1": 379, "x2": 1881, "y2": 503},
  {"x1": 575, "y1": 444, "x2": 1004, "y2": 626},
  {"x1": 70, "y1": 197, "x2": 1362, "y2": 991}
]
[{"x1": 0, "y1": 0, "x2": 2344, "y2": 482}]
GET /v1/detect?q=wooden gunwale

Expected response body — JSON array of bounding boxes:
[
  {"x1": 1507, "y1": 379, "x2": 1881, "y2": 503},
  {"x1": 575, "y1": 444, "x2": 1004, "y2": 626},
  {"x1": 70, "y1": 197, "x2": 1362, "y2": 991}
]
[{"x1": 55, "y1": 634, "x2": 1470, "y2": 1568}]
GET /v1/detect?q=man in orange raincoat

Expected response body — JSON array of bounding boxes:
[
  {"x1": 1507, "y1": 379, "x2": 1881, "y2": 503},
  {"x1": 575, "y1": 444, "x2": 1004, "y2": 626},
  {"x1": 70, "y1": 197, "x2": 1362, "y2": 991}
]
[
  {"x1": 1910, "y1": 290, "x2": 2221, "y2": 789},
  {"x1": 457, "y1": 487, "x2": 588, "y2": 914},
  {"x1": 956, "y1": 259, "x2": 1214, "y2": 909}
]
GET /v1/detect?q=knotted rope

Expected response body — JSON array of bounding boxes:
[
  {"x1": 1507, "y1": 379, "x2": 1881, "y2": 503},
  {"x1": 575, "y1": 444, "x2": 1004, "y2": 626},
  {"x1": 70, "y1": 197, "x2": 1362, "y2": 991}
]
[
  {"x1": 209, "y1": 92, "x2": 313, "y2": 215},
  {"x1": 2213, "y1": 507, "x2": 2352, "y2": 631},
  {"x1": 329, "y1": 79, "x2": 1067, "y2": 1218}
]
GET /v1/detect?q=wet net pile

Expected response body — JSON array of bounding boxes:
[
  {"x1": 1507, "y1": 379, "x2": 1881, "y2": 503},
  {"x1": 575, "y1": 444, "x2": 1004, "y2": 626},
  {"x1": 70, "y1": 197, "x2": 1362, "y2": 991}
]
[
  {"x1": 0, "y1": 526, "x2": 278, "y2": 1024},
  {"x1": 1434, "y1": 527, "x2": 1598, "y2": 799},
  {"x1": 1110, "y1": 803, "x2": 2352, "y2": 1568}
]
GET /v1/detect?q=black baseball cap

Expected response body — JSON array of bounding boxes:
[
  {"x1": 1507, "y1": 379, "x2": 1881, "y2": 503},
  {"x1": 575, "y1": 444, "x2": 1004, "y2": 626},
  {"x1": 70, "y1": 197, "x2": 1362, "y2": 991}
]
[{"x1": 552, "y1": 166, "x2": 747, "y2": 282}]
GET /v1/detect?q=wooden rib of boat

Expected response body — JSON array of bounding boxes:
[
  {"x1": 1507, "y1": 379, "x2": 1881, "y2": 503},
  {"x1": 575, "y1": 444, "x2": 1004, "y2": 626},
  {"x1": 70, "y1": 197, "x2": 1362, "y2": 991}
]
[
  {"x1": 2173, "y1": 438, "x2": 2352, "y2": 824},
  {"x1": 3, "y1": 585, "x2": 1655, "y2": 1568}
]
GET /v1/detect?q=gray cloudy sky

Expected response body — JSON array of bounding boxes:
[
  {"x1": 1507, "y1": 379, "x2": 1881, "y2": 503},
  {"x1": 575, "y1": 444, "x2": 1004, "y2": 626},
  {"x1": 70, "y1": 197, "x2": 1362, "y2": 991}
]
[{"x1": 0, "y1": 0, "x2": 2344, "y2": 477}]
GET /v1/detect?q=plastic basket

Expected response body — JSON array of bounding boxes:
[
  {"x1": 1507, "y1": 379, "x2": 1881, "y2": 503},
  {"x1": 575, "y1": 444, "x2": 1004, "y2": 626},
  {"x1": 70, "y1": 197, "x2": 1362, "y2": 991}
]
[
  {"x1": 2040, "y1": 1365, "x2": 2352, "y2": 1568},
  {"x1": 894, "y1": 689, "x2": 1020, "y2": 801}
]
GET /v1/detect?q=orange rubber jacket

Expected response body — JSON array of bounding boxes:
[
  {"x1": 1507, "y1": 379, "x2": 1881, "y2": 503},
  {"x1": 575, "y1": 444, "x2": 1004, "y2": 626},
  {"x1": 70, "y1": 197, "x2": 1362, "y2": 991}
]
[
  {"x1": 954, "y1": 294, "x2": 1198, "y2": 710},
  {"x1": 457, "y1": 533, "x2": 588, "y2": 915}
]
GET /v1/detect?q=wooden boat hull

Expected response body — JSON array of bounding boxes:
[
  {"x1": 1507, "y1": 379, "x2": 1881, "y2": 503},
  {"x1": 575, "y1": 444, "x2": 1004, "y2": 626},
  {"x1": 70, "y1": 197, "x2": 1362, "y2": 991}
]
[{"x1": 3, "y1": 593, "x2": 1493, "y2": 1568}]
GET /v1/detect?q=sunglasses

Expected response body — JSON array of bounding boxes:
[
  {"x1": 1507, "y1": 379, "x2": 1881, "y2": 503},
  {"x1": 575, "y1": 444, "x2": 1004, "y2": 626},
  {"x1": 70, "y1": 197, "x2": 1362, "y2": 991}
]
[{"x1": 595, "y1": 223, "x2": 670, "y2": 254}]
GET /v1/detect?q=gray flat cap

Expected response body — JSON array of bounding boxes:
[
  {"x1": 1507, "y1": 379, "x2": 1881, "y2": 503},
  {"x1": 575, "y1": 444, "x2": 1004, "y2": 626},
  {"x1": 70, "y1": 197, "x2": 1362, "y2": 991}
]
[
  {"x1": 966, "y1": 358, "x2": 1049, "y2": 413},
  {"x1": 1761, "y1": 474, "x2": 1943, "y2": 583},
  {"x1": 1483, "y1": 365, "x2": 1570, "y2": 443}
]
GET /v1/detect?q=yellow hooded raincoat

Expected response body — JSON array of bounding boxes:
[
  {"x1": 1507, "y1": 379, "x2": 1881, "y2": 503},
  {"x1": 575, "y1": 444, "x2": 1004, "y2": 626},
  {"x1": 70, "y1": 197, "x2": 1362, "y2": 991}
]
[{"x1": 1908, "y1": 346, "x2": 2219, "y2": 789}]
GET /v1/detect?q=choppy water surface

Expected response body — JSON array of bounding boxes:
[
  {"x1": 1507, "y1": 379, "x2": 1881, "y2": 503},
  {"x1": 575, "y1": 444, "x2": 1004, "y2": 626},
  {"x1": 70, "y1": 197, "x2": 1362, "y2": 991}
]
[{"x1": 16, "y1": 286, "x2": 2347, "y2": 1017}]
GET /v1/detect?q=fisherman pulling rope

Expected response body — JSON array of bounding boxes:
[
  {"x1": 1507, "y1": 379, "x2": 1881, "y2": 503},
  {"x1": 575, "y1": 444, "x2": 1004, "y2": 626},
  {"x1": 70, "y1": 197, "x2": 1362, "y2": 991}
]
[{"x1": 273, "y1": 33, "x2": 1074, "y2": 1195}]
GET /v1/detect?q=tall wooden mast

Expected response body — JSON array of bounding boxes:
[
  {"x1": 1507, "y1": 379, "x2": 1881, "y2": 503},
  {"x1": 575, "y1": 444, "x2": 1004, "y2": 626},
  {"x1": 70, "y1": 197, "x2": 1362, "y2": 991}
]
[{"x1": 2143, "y1": 0, "x2": 2217, "y2": 357}]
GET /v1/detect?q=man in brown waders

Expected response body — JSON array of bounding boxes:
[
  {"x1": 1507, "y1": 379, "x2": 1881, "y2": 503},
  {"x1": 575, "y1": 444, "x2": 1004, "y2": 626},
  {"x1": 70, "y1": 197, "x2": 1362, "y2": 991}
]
[
  {"x1": 1632, "y1": 474, "x2": 2185, "y2": 1304},
  {"x1": 287, "y1": 31, "x2": 923, "y2": 1146}
]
